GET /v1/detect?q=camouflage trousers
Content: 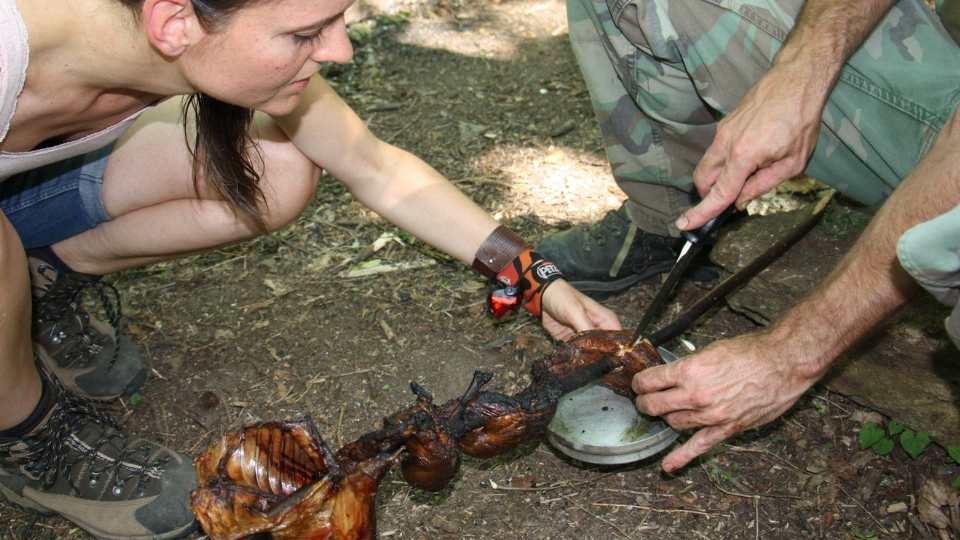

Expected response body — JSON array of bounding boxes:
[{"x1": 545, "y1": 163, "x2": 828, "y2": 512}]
[{"x1": 568, "y1": 0, "x2": 960, "y2": 237}]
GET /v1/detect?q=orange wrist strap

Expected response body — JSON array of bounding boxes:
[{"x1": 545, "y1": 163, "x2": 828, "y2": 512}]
[{"x1": 490, "y1": 249, "x2": 563, "y2": 318}]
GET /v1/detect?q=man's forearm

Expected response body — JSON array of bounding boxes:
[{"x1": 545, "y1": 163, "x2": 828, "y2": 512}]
[
  {"x1": 765, "y1": 0, "x2": 923, "y2": 368},
  {"x1": 772, "y1": 0, "x2": 896, "y2": 107},
  {"x1": 772, "y1": 108, "x2": 960, "y2": 377}
]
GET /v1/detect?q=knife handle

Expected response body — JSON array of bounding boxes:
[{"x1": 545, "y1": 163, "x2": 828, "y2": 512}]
[{"x1": 681, "y1": 204, "x2": 737, "y2": 246}]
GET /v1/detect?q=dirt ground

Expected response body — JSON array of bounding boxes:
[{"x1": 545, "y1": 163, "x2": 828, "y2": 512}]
[{"x1": 4, "y1": 1, "x2": 960, "y2": 538}]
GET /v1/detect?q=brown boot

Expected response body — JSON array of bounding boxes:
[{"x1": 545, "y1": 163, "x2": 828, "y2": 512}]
[
  {"x1": 30, "y1": 256, "x2": 147, "y2": 401},
  {"x1": 0, "y1": 371, "x2": 196, "y2": 539}
]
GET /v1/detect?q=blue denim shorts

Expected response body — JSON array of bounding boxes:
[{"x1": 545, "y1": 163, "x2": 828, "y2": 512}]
[{"x1": 0, "y1": 145, "x2": 114, "y2": 249}]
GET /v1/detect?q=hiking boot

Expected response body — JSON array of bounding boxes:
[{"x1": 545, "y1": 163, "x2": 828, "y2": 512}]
[
  {"x1": 0, "y1": 374, "x2": 196, "y2": 539},
  {"x1": 30, "y1": 257, "x2": 147, "y2": 401},
  {"x1": 537, "y1": 204, "x2": 716, "y2": 299}
]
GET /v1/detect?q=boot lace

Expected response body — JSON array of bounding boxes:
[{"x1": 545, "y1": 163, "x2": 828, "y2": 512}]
[
  {"x1": 32, "y1": 263, "x2": 123, "y2": 370},
  {"x1": 8, "y1": 387, "x2": 167, "y2": 499}
]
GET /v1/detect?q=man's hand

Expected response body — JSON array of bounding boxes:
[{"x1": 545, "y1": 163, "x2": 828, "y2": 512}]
[
  {"x1": 638, "y1": 102, "x2": 960, "y2": 474},
  {"x1": 676, "y1": 0, "x2": 897, "y2": 231},
  {"x1": 678, "y1": 62, "x2": 823, "y2": 231},
  {"x1": 541, "y1": 280, "x2": 621, "y2": 341},
  {"x1": 632, "y1": 331, "x2": 822, "y2": 472}
]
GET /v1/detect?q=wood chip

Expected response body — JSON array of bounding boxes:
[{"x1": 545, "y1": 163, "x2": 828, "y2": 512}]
[
  {"x1": 379, "y1": 320, "x2": 396, "y2": 340},
  {"x1": 341, "y1": 259, "x2": 436, "y2": 278},
  {"x1": 886, "y1": 502, "x2": 909, "y2": 514}
]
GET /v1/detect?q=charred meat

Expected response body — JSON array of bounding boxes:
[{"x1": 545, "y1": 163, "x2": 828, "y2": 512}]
[{"x1": 191, "y1": 330, "x2": 663, "y2": 538}]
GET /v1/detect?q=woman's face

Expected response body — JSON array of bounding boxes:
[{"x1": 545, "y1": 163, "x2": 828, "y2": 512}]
[{"x1": 184, "y1": 0, "x2": 355, "y2": 115}]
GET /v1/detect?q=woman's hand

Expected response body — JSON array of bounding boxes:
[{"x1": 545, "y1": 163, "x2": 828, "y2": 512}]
[{"x1": 540, "y1": 280, "x2": 621, "y2": 341}]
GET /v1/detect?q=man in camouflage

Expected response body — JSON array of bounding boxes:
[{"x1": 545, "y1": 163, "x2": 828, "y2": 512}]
[{"x1": 538, "y1": 0, "x2": 960, "y2": 472}]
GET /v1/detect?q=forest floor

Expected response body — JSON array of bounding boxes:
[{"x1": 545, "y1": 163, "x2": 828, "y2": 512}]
[{"x1": 3, "y1": 1, "x2": 959, "y2": 538}]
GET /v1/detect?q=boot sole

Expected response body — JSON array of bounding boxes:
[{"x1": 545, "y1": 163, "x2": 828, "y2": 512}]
[
  {"x1": 568, "y1": 275, "x2": 645, "y2": 300},
  {"x1": 0, "y1": 482, "x2": 196, "y2": 540},
  {"x1": 568, "y1": 259, "x2": 676, "y2": 300},
  {"x1": 569, "y1": 260, "x2": 721, "y2": 300},
  {"x1": 0, "y1": 482, "x2": 55, "y2": 515},
  {"x1": 34, "y1": 346, "x2": 149, "y2": 402}
]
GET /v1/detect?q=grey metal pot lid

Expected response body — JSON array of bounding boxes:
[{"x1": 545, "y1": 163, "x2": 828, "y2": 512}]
[{"x1": 547, "y1": 347, "x2": 679, "y2": 465}]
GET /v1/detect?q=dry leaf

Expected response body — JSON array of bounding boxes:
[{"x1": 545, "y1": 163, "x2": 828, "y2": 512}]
[
  {"x1": 850, "y1": 451, "x2": 878, "y2": 471},
  {"x1": 126, "y1": 323, "x2": 148, "y2": 338},
  {"x1": 779, "y1": 176, "x2": 824, "y2": 194},
  {"x1": 342, "y1": 259, "x2": 436, "y2": 278},
  {"x1": 918, "y1": 479, "x2": 954, "y2": 531},
  {"x1": 307, "y1": 252, "x2": 334, "y2": 272},
  {"x1": 850, "y1": 410, "x2": 886, "y2": 427},
  {"x1": 805, "y1": 457, "x2": 829, "y2": 475},
  {"x1": 275, "y1": 381, "x2": 289, "y2": 401},
  {"x1": 510, "y1": 474, "x2": 536, "y2": 489},
  {"x1": 214, "y1": 329, "x2": 235, "y2": 340},
  {"x1": 543, "y1": 149, "x2": 565, "y2": 163},
  {"x1": 263, "y1": 278, "x2": 286, "y2": 295},
  {"x1": 885, "y1": 502, "x2": 908, "y2": 514},
  {"x1": 459, "y1": 280, "x2": 486, "y2": 293},
  {"x1": 371, "y1": 232, "x2": 404, "y2": 252}
]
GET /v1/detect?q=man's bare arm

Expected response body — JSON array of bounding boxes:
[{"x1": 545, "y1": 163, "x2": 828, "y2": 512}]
[
  {"x1": 679, "y1": 0, "x2": 896, "y2": 230},
  {"x1": 635, "y1": 107, "x2": 960, "y2": 472},
  {"x1": 778, "y1": 0, "x2": 896, "y2": 82},
  {"x1": 776, "y1": 111, "x2": 960, "y2": 375}
]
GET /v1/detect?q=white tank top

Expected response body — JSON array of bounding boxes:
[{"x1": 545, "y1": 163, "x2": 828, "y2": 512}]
[{"x1": 0, "y1": 0, "x2": 146, "y2": 182}]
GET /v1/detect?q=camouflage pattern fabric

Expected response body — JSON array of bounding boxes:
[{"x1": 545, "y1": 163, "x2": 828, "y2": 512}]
[{"x1": 568, "y1": 0, "x2": 960, "y2": 237}]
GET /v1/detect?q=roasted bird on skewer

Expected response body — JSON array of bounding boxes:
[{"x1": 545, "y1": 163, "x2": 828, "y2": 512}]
[
  {"x1": 191, "y1": 330, "x2": 663, "y2": 539},
  {"x1": 191, "y1": 419, "x2": 397, "y2": 540}
]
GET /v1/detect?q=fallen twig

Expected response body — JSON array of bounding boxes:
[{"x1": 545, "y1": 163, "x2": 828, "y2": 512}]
[
  {"x1": 272, "y1": 235, "x2": 311, "y2": 256},
  {"x1": 754, "y1": 494, "x2": 759, "y2": 540},
  {"x1": 836, "y1": 483, "x2": 890, "y2": 536},
  {"x1": 441, "y1": 300, "x2": 486, "y2": 314},
  {"x1": 335, "y1": 405, "x2": 345, "y2": 447},
  {"x1": 201, "y1": 255, "x2": 245, "y2": 272},
  {"x1": 485, "y1": 472, "x2": 617, "y2": 493},
  {"x1": 907, "y1": 513, "x2": 933, "y2": 539},
  {"x1": 592, "y1": 502, "x2": 719, "y2": 518},
  {"x1": 722, "y1": 443, "x2": 805, "y2": 474},
  {"x1": 701, "y1": 463, "x2": 801, "y2": 500},
  {"x1": 811, "y1": 393, "x2": 852, "y2": 415},
  {"x1": 306, "y1": 367, "x2": 380, "y2": 385},
  {"x1": 563, "y1": 494, "x2": 632, "y2": 539}
]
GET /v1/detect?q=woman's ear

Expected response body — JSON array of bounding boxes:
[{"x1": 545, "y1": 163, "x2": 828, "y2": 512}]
[{"x1": 142, "y1": 0, "x2": 203, "y2": 57}]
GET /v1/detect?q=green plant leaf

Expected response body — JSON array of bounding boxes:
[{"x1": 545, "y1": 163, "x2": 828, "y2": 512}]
[
  {"x1": 872, "y1": 437, "x2": 895, "y2": 456},
  {"x1": 859, "y1": 422, "x2": 885, "y2": 449},
  {"x1": 948, "y1": 446, "x2": 960, "y2": 465},
  {"x1": 887, "y1": 420, "x2": 905, "y2": 436},
  {"x1": 129, "y1": 393, "x2": 142, "y2": 406},
  {"x1": 953, "y1": 476, "x2": 960, "y2": 490},
  {"x1": 900, "y1": 430, "x2": 931, "y2": 459},
  {"x1": 813, "y1": 400, "x2": 827, "y2": 416}
]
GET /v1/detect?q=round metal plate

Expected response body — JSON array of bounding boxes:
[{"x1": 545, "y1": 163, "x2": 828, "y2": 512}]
[{"x1": 547, "y1": 347, "x2": 679, "y2": 465}]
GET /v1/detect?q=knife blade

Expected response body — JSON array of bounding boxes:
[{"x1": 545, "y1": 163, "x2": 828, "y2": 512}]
[{"x1": 630, "y1": 205, "x2": 736, "y2": 347}]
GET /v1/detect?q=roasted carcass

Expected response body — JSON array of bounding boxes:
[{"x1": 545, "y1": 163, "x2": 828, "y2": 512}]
[
  {"x1": 191, "y1": 330, "x2": 662, "y2": 539},
  {"x1": 191, "y1": 419, "x2": 398, "y2": 539}
]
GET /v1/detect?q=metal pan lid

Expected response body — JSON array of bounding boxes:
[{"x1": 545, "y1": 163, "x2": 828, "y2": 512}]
[{"x1": 547, "y1": 347, "x2": 679, "y2": 465}]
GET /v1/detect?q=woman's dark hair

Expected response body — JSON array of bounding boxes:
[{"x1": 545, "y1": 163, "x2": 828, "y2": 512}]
[{"x1": 118, "y1": 0, "x2": 267, "y2": 231}]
